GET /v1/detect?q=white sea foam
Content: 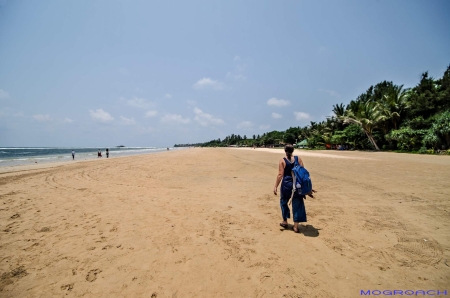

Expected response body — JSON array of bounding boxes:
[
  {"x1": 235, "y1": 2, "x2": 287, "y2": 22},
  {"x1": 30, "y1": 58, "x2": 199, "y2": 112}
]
[{"x1": 0, "y1": 147, "x2": 169, "y2": 168}]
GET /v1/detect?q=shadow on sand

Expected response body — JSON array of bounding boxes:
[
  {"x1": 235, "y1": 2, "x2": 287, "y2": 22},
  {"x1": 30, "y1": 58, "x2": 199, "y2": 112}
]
[{"x1": 280, "y1": 224, "x2": 321, "y2": 237}]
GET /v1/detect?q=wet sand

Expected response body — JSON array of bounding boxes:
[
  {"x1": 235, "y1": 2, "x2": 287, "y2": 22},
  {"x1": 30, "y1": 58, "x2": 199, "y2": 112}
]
[{"x1": 1, "y1": 148, "x2": 449, "y2": 297}]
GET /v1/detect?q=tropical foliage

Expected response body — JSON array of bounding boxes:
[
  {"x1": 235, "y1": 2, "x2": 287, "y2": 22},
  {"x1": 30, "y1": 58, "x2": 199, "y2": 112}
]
[{"x1": 175, "y1": 65, "x2": 450, "y2": 153}]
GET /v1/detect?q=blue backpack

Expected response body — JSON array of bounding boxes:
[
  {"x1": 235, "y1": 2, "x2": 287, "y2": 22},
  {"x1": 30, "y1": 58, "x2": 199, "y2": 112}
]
[
  {"x1": 280, "y1": 156, "x2": 313, "y2": 198},
  {"x1": 292, "y1": 156, "x2": 313, "y2": 196}
]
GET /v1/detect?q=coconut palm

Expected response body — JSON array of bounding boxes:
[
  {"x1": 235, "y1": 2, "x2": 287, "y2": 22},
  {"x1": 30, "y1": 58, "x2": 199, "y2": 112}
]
[
  {"x1": 341, "y1": 101, "x2": 386, "y2": 150},
  {"x1": 380, "y1": 84, "x2": 410, "y2": 130},
  {"x1": 332, "y1": 103, "x2": 346, "y2": 118}
]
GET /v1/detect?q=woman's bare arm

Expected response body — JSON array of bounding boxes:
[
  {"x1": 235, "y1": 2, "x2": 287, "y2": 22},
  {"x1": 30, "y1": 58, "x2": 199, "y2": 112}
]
[
  {"x1": 273, "y1": 159, "x2": 285, "y2": 195},
  {"x1": 298, "y1": 156, "x2": 304, "y2": 167}
]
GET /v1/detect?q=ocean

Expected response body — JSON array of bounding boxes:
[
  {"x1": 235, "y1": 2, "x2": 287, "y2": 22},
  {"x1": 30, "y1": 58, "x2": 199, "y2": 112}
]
[{"x1": 0, "y1": 147, "x2": 173, "y2": 167}]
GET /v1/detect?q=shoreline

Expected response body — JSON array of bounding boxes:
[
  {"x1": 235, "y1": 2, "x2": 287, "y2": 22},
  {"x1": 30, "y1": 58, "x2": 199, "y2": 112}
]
[
  {"x1": 0, "y1": 148, "x2": 186, "y2": 173},
  {"x1": 0, "y1": 148, "x2": 183, "y2": 175}
]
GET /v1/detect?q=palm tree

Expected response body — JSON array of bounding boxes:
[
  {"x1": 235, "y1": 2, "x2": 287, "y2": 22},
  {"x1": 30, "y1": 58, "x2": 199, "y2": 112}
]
[
  {"x1": 380, "y1": 85, "x2": 410, "y2": 130},
  {"x1": 341, "y1": 101, "x2": 386, "y2": 150},
  {"x1": 332, "y1": 103, "x2": 346, "y2": 118}
]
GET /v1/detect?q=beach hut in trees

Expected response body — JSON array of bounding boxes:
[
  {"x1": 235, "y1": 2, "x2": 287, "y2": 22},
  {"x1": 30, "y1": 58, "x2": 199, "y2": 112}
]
[{"x1": 297, "y1": 139, "x2": 308, "y2": 148}]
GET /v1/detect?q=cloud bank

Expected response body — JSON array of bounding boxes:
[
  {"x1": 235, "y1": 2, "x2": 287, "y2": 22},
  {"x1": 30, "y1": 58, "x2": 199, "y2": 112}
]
[
  {"x1": 271, "y1": 112, "x2": 282, "y2": 119},
  {"x1": 89, "y1": 109, "x2": 114, "y2": 123},
  {"x1": 33, "y1": 114, "x2": 51, "y2": 122},
  {"x1": 145, "y1": 110, "x2": 158, "y2": 118},
  {"x1": 161, "y1": 114, "x2": 190, "y2": 124},
  {"x1": 294, "y1": 111, "x2": 311, "y2": 120},
  {"x1": 193, "y1": 78, "x2": 224, "y2": 90},
  {"x1": 267, "y1": 97, "x2": 290, "y2": 107},
  {"x1": 126, "y1": 97, "x2": 154, "y2": 109},
  {"x1": 194, "y1": 107, "x2": 225, "y2": 126},
  {"x1": 120, "y1": 116, "x2": 136, "y2": 125}
]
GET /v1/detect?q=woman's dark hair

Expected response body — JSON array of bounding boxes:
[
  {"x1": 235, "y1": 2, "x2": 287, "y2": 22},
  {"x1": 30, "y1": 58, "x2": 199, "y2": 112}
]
[{"x1": 284, "y1": 144, "x2": 294, "y2": 158}]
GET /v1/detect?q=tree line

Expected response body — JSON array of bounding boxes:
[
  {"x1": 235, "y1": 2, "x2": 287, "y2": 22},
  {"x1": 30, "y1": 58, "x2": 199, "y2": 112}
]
[{"x1": 175, "y1": 65, "x2": 450, "y2": 153}]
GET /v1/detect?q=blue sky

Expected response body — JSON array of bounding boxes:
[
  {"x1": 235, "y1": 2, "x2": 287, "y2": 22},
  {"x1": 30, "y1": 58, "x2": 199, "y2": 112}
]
[{"x1": 0, "y1": 0, "x2": 449, "y2": 147}]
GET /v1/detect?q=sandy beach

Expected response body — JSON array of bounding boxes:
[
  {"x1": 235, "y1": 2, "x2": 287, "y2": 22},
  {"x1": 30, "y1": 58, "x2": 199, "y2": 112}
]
[{"x1": 1, "y1": 148, "x2": 449, "y2": 297}]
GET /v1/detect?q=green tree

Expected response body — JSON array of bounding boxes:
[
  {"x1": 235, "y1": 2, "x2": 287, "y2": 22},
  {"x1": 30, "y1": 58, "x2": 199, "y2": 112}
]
[
  {"x1": 424, "y1": 110, "x2": 450, "y2": 149},
  {"x1": 385, "y1": 127, "x2": 427, "y2": 151},
  {"x1": 341, "y1": 101, "x2": 386, "y2": 150},
  {"x1": 332, "y1": 103, "x2": 346, "y2": 117},
  {"x1": 380, "y1": 84, "x2": 410, "y2": 130}
]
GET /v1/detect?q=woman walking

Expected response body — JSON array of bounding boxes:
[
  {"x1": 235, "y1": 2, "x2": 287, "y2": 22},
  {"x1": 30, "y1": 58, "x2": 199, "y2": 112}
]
[{"x1": 273, "y1": 144, "x2": 314, "y2": 233}]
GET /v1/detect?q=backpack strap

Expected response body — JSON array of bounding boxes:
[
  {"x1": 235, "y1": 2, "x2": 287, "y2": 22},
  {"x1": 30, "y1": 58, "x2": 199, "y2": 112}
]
[
  {"x1": 291, "y1": 156, "x2": 298, "y2": 191},
  {"x1": 291, "y1": 156, "x2": 302, "y2": 191}
]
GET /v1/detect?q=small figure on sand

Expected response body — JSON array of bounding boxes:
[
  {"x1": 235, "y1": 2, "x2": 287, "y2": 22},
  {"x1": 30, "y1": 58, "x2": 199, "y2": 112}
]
[
  {"x1": 72, "y1": 150, "x2": 75, "y2": 160},
  {"x1": 97, "y1": 149, "x2": 102, "y2": 158},
  {"x1": 273, "y1": 144, "x2": 315, "y2": 233},
  {"x1": 167, "y1": 148, "x2": 169, "y2": 151},
  {"x1": 106, "y1": 148, "x2": 109, "y2": 158}
]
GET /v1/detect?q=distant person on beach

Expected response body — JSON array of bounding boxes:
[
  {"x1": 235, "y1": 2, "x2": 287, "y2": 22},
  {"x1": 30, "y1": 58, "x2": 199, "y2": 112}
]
[
  {"x1": 98, "y1": 149, "x2": 102, "y2": 158},
  {"x1": 72, "y1": 150, "x2": 75, "y2": 160},
  {"x1": 106, "y1": 148, "x2": 109, "y2": 158},
  {"x1": 273, "y1": 144, "x2": 314, "y2": 233}
]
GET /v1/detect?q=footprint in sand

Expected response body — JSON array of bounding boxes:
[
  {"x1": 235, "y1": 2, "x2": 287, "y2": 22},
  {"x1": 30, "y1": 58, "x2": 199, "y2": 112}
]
[
  {"x1": 61, "y1": 283, "x2": 74, "y2": 291},
  {"x1": 86, "y1": 269, "x2": 102, "y2": 282}
]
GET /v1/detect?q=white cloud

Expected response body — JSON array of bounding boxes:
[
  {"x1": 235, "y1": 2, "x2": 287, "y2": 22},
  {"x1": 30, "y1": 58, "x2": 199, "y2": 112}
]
[
  {"x1": 259, "y1": 124, "x2": 270, "y2": 130},
  {"x1": 237, "y1": 121, "x2": 254, "y2": 129},
  {"x1": 164, "y1": 93, "x2": 172, "y2": 99},
  {"x1": 0, "y1": 89, "x2": 9, "y2": 99},
  {"x1": 161, "y1": 114, "x2": 190, "y2": 124},
  {"x1": 193, "y1": 107, "x2": 225, "y2": 126},
  {"x1": 234, "y1": 55, "x2": 240, "y2": 61},
  {"x1": 145, "y1": 110, "x2": 158, "y2": 118},
  {"x1": 120, "y1": 116, "x2": 136, "y2": 125},
  {"x1": 193, "y1": 78, "x2": 224, "y2": 90},
  {"x1": 89, "y1": 109, "x2": 114, "y2": 123},
  {"x1": 126, "y1": 97, "x2": 154, "y2": 109},
  {"x1": 271, "y1": 112, "x2": 283, "y2": 119},
  {"x1": 33, "y1": 114, "x2": 51, "y2": 122},
  {"x1": 294, "y1": 111, "x2": 311, "y2": 120},
  {"x1": 319, "y1": 89, "x2": 340, "y2": 98},
  {"x1": 267, "y1": 97, "x2": 290, "y2": 107},
  {"x1": 63, "y1": 117, "x2": 73, "y2": 123},
  {"x1": 187, "y1": 100, "x2": 197, "y2": 106}
]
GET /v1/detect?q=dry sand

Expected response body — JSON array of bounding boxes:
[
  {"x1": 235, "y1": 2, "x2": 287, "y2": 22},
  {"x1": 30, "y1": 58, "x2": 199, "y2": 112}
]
[{"x1": 1, "y1": 148, "x2": 449, "y2": 297}]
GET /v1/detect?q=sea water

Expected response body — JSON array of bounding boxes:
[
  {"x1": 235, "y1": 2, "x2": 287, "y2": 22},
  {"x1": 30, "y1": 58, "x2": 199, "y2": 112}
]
[{"x1": 0, "y1": 147, "x2": 173, "y2": 167}]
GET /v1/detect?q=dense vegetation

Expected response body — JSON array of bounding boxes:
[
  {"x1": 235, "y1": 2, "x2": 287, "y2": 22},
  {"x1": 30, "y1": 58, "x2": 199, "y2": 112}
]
[{"x1": 175, "y1": 65, "x2": 450, "y2": 153}]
